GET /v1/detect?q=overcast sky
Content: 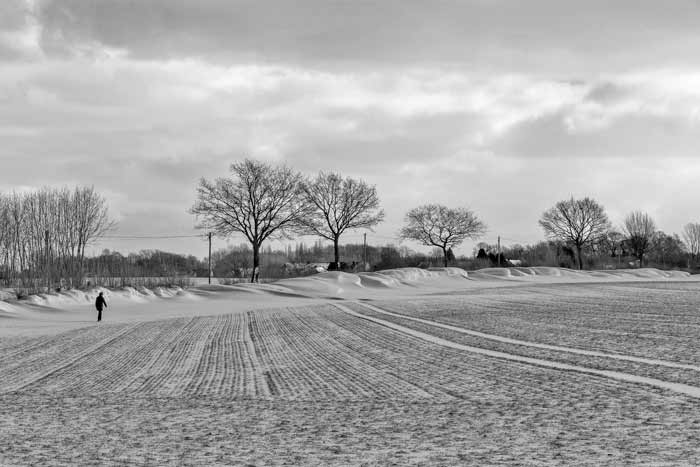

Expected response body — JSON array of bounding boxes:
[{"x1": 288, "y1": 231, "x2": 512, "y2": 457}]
[{"x1": 2, "y1": 0, "x2": 700, "y2": 258}]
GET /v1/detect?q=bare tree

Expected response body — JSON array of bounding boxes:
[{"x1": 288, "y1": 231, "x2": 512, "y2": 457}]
[
  {"x1": 400, "y1": 204, "x2": 486, "y2": 267},
  {"x1": 623, "y1": 211, "x2": 656, "y2": 267},
  {"x1": 539, "y1": 197, "x2": 611, "y2": 270},
  {"x1": 300, "y1": 172, "x2": 384, "y2": 269},
  {"x1": 0, "y1": 186, "x2": 114, "y2": 291},
  {"x1": 0, "y1": 195, "x2": 9, "y2": 280},
  {"x1": 72, "y1": 186, "x2": 116, "y2": 283},
  {"x1": 598, "y1": 229, "x2": 625, "y2": 259},
  {"x1": 650, "y1": 231, "x2": 686, "y2": 268},
  {"x1": 683, "y1": 222, "x2": 700, "y2": 264},
  {"x1": 190, "y1": 159, "x2": 308, "y2": 282}
]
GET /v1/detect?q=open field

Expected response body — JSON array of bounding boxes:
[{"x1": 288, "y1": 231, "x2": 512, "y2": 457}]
[{"x1": 1, "y1": 268, "x2": 700, "y2": 465}]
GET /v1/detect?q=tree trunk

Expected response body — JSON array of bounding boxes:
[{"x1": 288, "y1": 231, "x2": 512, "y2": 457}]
[
  {"x1": 442, "y1": 247, "x2": 448, "y2": 267},
  {"x1": 576, "y1": 244, "x2": 583, "y2": 270},
  {"x1": 251, "y1": 242, "x2": 260, "y2": 283},
  {"x1": 334, "y1": 236, "x2": 340, "y2": 270}
]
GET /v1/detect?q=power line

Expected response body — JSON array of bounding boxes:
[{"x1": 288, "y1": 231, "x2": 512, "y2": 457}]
[
  {"x1": 96, "y1": 232, "x2": 537, "y2": 246},
  {"x1": 97, "y1": 234, "x2": 205, "y2": 239},
  {"x1": 341, "y1": 233, "x2": 398, "y2": 241}
]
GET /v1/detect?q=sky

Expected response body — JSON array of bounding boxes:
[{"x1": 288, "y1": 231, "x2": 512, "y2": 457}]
[{"x1": 2, "y1": 0, "x2": 700, "y2": 259}]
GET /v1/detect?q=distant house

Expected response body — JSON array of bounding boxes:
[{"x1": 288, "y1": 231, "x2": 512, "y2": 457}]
[{"x1": 281, "y1": 262, "x2": 326, "y2": 275}]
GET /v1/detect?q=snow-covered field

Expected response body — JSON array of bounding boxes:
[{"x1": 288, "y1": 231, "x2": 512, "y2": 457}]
[{"x1": 1, "y1": 267, "x2": 700, "y2": 465}]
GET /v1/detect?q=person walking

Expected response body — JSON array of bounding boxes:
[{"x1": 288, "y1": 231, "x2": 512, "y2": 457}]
[{"x1": 95, "y1": 292, "x2": 107, "y2": 322}]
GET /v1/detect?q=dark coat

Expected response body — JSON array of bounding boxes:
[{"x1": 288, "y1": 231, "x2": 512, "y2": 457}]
[{"x1": 95, "y1": 295, "x2": 107, "y2": 312}]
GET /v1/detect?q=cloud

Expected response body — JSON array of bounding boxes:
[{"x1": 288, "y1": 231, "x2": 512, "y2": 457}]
[
  {"x1": 0, "y1": 56, "x2": 587, "y2": 166},
  {"x1": 562, "y1": 71, "x2": 700, "y2": 133},
  {"x1": 0, "y1": 0, "x2": 43, "y2": 60},
  {"x1": 4, "y1": 56, "x2": 700, "y2": 254},
  {"x1": 31, "y1": 0, "x2": 700, "y2": 73},
  {"x1": 4, "y1": 2, "x2": 700, "y2": 257}
]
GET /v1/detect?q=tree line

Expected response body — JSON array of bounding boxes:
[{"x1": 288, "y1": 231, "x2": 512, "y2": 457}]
[
  {"x1": 3, "y1": 160, "x2": 699, "y2": 293},
  {"x1": 192, "y1": 159, "x2": 700, "y2": 280},
  {"x1": 83, "y1": 249, "x2": 207, "y2": 289},
  {"x1": 538, "y1": 196, "x2": 700, "y2": 270},
  {"x1": 191, "y1": 158, "x2": 486, "y2": 281},
  {"x1": 0, "y1": 187, "x2": 113, "y2": 293}
]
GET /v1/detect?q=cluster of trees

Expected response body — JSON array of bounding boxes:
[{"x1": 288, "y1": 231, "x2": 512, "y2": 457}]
[
  {"x1": 85, "y1": 249, "x2": 208, "y2": 287},
  {"x1": 209, "y1": 241, "x2": 448, "y2": 279},
  {"x1": 191, "y1": 160, "x2": 700, "y2": 280},
  {"x1": 537, "y1": 196, "x2": 700, "y2": 270},
  {"x1": 0, "y1": 187, "x2": 113, "y2": 292},
  {"x1": 477, "y1": 235, "x2": 688, "y2": 271},
  {"x1": 4, "y1": 161, "x2": 698, "y2": 294},
  {"x1": 191, "y1": 159, "x2": 486, "y2": 281}
]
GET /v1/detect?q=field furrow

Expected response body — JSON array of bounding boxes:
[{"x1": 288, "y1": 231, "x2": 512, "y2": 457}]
[
  {"x1": 333, "y1": 303, "x2": 700, "y2": 400},
  {"x1": 0, "y1": 334, "x2": 67, "y2": 364},
  {"x1": 3, "y1": 285, "x2": 700, "y2": 405},
  {"x1": 184, "y1": 315, "x2": 236, "y2": 396},
  {"x1": 251, "y1": 311, "x2": 350, "y2": 398},
  {"x1": 28, "y1": 320, "x2": 195, "y2": 394},
  {"x1": 114, "y1": 317, "x2": 200, "y2": 394},
  {"x1": 369, "y1": 284, "x2": 700, "y2": 364},
  {"x1": 356, "y1": 301, "x2": 700, "y2": 371},
  {"x1": 243, "y1": 312, "x2": 272, "y2": 397},
  {"x1": 319, "y1": 307, "x2": 627, "y2": 403},
  {"x1": 0, "y1": 324, "x2": 133, "y2": 388},
  {"x1": 291, "y1": 312, "x2": 437, "y2": 398},
  {"x1": 0, "y1": 324, "x2": 139, "y2": 393},
  {"x1": 3, "y1": 279, "x2": 700, "y2": 465},
  {"x1": 344, "y1": 301, "x2": 700, "y2": 391},
  {"x1": 145, "y1": 316, "x2": 221, "y2": 397},
  {"x1": 253, "y1": 308, "x2": 442, "y2": 399}
]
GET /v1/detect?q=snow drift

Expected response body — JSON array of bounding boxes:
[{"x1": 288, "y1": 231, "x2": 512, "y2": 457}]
[
  {"x1": 0, "y1": 266, "x2": 694, "y2": 309},
  {"x1": 0, "y1": 266, "x2": 696, "y2": 338}
]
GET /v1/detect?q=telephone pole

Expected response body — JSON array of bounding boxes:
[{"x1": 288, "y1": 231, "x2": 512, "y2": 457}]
[
  {"x1": 45, "y1": 229, "x2": 50, "y2": 292},
  {"x1": 208, "y1": 232, "x2": 212, "y2": 284},
  {"x1": 497, "y1": 235, "x2": 501, "y2": 267}
]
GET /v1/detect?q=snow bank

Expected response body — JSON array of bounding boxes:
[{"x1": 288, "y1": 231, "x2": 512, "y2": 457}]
[
  {"x1": 0, "y1": 265, "x2": 695, "y2": 325},
  {"x1": 468, "y1": 267, "x2": 691, "y2": 282},
  {"x1": 3, "y1": 266, "x2": 693, "y2": 308},
  {"x1": 271, "y1": 271, "x2": 364, "y2": 297},
  {"x1": 0, "y1": 299, "x2": 24, "y2": 316},
  {"x1": 396, "y1": 267, "x2": 469, "y2": 281},
  {"x1": 268, "y1": 267, "x2": 472, "y2": 298},
  {"x1": 16, "y1": 285, "x2": 193, "y2": 308},
  {"x1": 0, "y1": 289, "x2": 17, "y2": 301}
]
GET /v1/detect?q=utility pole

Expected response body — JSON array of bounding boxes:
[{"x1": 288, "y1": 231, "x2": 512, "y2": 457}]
[
  {"x1": 363, "y1": 233, "x2": 367, "y2": 271},
  {"x1": 45, "y1": 229, "x2": 50, "y2": 292},
  {"x1": 208, "y1": 232, "x2": 212, "y2": 284},
  {"x1": 497, "y1": 235, "x2": 501, "y2": 267}
]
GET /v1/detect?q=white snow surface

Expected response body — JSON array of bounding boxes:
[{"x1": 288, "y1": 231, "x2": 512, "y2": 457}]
[
  {"x1": 333, "y1": 302, "x2": 700, "y2": 400},
  {"x1": 2, "y1": 266, "x2": 700, "y2": 465},
  {"x1": 353, "y1": 301, "x2": 700, "y2": 372},
  {"x1": 0, "y1": 266, "x2": 697, "y2": 338}
]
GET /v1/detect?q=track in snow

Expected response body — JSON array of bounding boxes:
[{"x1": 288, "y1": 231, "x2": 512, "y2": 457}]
[
  {"x1": 384, "y1": 283, "x2": 700, "y2": 365},
  {"x1": 334, "y1": 302, "x2": 700, "y2": 399},
  {"x1": 3, "y1": 304, "x2": 683, "y2": 404},
  {"x1": 351, "y1": 301, "x2": 700, "y2": 372}
]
